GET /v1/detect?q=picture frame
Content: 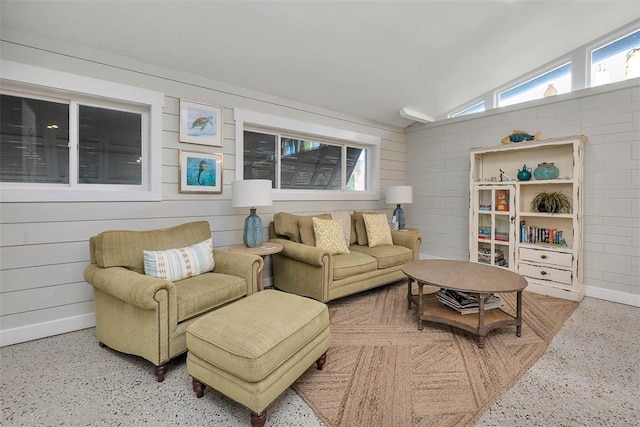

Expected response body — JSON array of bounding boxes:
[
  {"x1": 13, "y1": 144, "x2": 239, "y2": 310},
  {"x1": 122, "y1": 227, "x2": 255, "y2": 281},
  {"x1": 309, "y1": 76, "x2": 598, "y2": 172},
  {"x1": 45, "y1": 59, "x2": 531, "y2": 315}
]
[
  {"x1": 179, "y1": 99, "x2": 223, "y2": 146},
  {"x1": 178, "y1": 150, "x2": 223, "y2": 194}
]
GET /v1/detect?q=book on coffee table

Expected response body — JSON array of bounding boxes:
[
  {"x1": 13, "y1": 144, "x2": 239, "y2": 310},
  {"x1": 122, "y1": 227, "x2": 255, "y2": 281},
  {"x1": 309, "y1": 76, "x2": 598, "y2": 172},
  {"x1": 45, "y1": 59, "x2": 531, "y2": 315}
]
[{"x1": 436, "y1": 288, "x2": 503, "y2": 314}]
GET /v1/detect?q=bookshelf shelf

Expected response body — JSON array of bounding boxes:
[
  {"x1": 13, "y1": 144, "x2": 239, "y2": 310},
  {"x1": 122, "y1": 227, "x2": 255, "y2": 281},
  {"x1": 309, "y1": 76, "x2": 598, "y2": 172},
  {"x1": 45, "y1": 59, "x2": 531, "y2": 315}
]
[{"x1": 469, "y1": 136, "x2": 586, "y2": 301}]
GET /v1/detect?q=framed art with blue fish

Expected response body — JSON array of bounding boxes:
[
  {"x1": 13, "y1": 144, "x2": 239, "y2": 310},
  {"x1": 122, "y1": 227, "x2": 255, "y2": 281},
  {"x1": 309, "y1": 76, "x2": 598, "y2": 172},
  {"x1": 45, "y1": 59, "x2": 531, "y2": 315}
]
[
  {"x1": 179, "y1": 99, "x2": 223, "y2": 146},
  {"x1": 178, "y1": 150, "x2": 223, "y2": 194}
]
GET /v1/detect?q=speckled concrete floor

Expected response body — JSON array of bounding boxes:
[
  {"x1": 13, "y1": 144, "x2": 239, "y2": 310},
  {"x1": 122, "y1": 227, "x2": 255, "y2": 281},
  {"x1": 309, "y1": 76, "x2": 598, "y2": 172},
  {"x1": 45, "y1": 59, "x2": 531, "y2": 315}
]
[{"x1": 1, "y1": 296, "x2": 637, "y2": 426}]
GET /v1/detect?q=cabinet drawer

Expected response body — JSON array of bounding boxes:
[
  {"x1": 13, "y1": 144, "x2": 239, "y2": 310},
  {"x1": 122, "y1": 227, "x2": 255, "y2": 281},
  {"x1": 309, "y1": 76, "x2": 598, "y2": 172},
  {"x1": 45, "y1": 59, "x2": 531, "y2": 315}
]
[
  {"x1": 519, "y1": 247, "x2": 573, "y2": 268},
  {"x1": 518, "y1": 262, "x2": 573, "y2": 285}
]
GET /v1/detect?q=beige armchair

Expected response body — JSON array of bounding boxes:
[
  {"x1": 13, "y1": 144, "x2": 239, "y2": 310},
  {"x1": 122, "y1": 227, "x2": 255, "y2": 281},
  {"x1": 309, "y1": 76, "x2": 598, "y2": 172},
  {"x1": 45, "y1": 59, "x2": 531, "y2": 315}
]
[{"x1": 84, "y1": 221, "x2": 263, "y2": 382}]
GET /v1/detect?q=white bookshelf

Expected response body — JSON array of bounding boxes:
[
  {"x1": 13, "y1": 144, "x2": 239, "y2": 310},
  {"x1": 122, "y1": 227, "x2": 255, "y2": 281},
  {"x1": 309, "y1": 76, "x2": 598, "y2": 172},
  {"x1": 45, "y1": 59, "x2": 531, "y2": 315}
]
[{"x1": 469, "y1": 135, "x2": 586, "y2": 301}]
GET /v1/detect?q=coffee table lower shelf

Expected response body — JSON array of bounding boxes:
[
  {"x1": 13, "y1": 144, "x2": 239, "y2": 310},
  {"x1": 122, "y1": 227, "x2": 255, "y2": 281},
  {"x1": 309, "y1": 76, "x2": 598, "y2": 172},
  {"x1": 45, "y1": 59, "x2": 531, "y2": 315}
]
[{"x1": 409, "y1": 293, "x2": 521, "y2": 348}]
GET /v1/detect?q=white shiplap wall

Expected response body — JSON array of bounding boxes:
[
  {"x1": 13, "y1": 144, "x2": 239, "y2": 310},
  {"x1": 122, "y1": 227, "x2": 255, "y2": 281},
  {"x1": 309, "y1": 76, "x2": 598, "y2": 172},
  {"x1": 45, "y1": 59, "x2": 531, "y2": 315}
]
[
  {"x1": 405, "y1": 79, "x2": 640, "y2": 307},
  {"x1": 0, "y1": 29, "x2": 407, "y2": 346}
]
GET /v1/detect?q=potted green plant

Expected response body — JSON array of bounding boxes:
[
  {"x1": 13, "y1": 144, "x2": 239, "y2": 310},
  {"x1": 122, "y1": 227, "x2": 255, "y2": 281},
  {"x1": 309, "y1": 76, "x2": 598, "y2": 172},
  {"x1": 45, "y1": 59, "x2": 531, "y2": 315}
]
[{"x1": 530, "y1": 191, "x2": 573, "y2": 213}]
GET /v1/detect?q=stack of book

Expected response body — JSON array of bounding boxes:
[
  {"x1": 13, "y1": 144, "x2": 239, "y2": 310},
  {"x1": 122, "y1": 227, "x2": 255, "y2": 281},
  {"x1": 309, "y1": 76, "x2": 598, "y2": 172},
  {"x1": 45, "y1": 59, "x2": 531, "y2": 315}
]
[
  {"x1": 478, "y1": 248, "x2": 507, "y2": 266},
  {"x1": 436, "y1": 288, "x2": 503, "y2": 314}
]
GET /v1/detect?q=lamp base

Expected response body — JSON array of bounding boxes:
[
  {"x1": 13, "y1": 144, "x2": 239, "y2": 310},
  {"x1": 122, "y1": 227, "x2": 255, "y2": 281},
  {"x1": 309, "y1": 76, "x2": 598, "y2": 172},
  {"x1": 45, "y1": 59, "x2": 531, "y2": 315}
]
[
  {"x1": 393, "y1": 204, "x2": 406, "y2": 230},
  {"x1": 243, "y1": 208, "x2": 264, "y2": 248}
]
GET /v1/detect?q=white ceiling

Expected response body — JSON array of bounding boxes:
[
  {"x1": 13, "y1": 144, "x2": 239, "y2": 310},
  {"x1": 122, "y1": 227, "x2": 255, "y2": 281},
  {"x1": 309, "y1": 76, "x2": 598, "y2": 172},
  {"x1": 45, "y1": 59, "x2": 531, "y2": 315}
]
[{"x1": 1, "y1": 1, "x2": 639, "y2": 128}]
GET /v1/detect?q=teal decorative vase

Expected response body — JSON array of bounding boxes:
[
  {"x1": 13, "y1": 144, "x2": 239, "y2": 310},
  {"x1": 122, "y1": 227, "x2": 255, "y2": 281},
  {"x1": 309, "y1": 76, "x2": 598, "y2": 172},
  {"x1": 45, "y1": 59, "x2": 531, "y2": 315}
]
[
  {"x1": 243, "y1": 208, "x2": 264, "y2": 248},
  {"x1": 517, "y1": 164, "x2": 532, "y2": 181},
  {"x1": 533, "y1": 162, "x2": 559, "y2": 180},
  {"x1": 393, "y1": 204, "x2": 406, "y2": 230}
]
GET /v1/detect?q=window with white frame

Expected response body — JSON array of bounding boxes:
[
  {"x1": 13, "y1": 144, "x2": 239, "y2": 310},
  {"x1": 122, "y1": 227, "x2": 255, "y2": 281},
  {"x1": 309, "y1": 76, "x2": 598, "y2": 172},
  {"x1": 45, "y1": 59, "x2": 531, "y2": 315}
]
[
  {"x1": 234, "y1": 109, "x2": 379, "y2": 201},
  {"x1": 499, "y1": 63, "x2": 572, "y2": 108},
  {"x1": 451, "y1": 101, "x2": 485, "y2": 118},
  {"x1": 0, "y1": 61, "x2": 163, "y2": 202},
  {"x1": 591, "y1": 29, "x2": 640, "y2": 86}
]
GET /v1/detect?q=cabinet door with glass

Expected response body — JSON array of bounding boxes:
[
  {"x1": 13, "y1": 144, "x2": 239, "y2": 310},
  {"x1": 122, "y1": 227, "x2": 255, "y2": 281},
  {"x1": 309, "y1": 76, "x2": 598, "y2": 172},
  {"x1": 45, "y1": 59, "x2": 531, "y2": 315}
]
[{"x1": 469, "y1": 184, "x2": 516, "y2": 270}]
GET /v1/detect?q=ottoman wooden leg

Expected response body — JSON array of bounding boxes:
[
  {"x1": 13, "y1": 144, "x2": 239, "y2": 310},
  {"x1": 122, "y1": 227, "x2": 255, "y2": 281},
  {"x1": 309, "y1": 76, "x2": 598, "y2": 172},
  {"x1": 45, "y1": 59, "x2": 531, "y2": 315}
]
[
  {"x1": 316, "y1": 351, "x2": 327, "y2": 370},
  {"x1": 250, "y1": 411, "x2": 266, "y2": 427},
  {"x1": 192, "y1": 377, "x2": 206, "y2": 398},
  {"x1": 155, "y1": 363, "x2": 168, "y2": 382}
]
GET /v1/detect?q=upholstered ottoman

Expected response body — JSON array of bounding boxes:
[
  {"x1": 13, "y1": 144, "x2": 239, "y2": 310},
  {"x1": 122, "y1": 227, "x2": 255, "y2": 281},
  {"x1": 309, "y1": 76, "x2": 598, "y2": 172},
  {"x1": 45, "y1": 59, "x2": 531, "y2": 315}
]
[{"x1": 186, "y1": 289, "x2": 330, "y2": 427}]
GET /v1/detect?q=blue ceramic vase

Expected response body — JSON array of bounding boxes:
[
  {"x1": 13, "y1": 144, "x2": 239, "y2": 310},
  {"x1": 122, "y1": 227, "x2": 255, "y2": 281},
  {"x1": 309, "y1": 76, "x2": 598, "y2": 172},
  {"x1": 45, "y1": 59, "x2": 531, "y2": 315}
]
[
  {"x1": 517, "y1": 164, "x2": 532, "y2": 181},
  {"x1": 243, "y1": 208, "x2": 264, "y2": 248},
  {"x1": 533, "y1": 162, "x2": 559, "y2": 180}
]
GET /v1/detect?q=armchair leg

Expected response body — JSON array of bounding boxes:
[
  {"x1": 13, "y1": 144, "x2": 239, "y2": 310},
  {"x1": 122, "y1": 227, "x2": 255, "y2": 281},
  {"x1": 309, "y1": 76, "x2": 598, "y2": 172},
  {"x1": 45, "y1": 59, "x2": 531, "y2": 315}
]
[
  {"x1": 192, "y1": 377, "x2": 206, "y2": 398},
  {"x1": 154, "y1": 363, "x2": 168, "y2": 382}
]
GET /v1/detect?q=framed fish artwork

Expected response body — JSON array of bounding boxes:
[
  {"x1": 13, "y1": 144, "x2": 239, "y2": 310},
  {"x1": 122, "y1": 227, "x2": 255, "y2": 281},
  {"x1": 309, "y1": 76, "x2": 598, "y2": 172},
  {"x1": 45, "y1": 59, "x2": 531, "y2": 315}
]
[
  {"x1": 179, "y1": 99, "x2": 223, "y2": 146},
  {"x1": 178, "y1": 150, "x2": 223, "y2": 194}
]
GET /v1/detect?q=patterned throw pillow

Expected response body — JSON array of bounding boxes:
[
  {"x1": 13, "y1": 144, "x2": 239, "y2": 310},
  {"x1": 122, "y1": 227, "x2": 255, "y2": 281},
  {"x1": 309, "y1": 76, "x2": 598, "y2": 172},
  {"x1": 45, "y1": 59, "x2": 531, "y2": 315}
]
[
  {"x1": 362, "y1": 213, "x2": 393, "y2": 247},
  {"x1": 312, "y1": 217, "x2": 350, "y2": 255},
  {"x1": 143, "y1": 238, "x2": 215, "y2": 281}
]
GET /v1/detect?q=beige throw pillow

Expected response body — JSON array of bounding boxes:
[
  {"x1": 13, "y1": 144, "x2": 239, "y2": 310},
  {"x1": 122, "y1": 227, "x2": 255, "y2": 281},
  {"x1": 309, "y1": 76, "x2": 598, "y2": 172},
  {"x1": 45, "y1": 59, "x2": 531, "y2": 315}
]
[
  {"x1": 362, "y1": 213, "x2": 393, "y2": 247},
  {"x1": 313, "y1": 217, "x2": 350, "y2": 255}
]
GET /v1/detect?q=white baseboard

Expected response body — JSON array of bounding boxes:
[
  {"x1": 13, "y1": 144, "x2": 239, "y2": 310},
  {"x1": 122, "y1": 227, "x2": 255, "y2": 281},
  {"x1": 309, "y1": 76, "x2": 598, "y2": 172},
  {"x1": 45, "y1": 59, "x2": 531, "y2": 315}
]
[
  {"x1": 585, "y1": 285, "x2": 640, "y2": 308},
  {"x1": 0, "y1": 313, "x2": 95, "y2": 347}
]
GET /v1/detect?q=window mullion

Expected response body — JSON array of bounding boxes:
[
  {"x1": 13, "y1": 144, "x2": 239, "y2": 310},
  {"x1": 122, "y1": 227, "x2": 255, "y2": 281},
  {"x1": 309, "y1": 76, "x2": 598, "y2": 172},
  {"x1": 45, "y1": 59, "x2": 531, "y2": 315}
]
[{"x1": 68, "y1": 102, "x2": 79, "y2": 187}]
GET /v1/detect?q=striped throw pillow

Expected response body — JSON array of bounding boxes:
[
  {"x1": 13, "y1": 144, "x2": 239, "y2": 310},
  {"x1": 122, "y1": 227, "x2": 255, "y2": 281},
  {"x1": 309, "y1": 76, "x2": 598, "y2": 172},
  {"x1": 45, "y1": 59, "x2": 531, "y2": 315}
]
[{"x1": 143, "y1": 238, "x2": 215, "y2": 281}]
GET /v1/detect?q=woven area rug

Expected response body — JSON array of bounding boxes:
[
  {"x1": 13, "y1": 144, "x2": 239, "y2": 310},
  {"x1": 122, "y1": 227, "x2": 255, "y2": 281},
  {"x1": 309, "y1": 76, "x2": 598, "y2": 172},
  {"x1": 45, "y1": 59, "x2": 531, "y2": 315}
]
[{"x1": 293, "y1": 280, "x2": 578, "y2": 427}]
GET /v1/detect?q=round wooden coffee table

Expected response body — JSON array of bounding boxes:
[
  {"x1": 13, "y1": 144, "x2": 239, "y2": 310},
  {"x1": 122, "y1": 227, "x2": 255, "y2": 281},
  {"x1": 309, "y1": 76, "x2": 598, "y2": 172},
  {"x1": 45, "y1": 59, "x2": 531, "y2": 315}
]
[{"x1": 402, "y1": 260, "x2": 528, "y2": 348}]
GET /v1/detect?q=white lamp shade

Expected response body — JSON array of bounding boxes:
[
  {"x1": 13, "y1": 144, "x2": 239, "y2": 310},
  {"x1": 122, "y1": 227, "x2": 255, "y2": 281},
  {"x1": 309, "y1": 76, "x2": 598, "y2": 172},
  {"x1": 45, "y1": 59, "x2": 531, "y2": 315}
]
[
  {"x1": 232, "y1": 180, "x2": 273, "y2": 208},
  {"x1": 386, "y1": 185, "x2": 413, "y2": 204}
]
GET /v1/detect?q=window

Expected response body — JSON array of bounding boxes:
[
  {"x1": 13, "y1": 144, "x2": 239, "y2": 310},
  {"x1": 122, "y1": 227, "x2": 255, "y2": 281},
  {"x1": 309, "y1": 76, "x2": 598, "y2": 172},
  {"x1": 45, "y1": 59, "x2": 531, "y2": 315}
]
[
  {"x1": 243, "y1": 130, "x2": 368, "y2": 192},
  {"x1": 499, "y1": 63, "x2": 571, "y2": 108},
  {"x1": 452, "y1": 101, "x2": 485, "y2": 118},
  {"x1": 0, "y1": 60, "x2": 163, "y2": 202},
  {"x1": 591, "y1": 29, "x2": 640, "y2": 87},
  {"x1": 234, "y1": 109, "x2": 380, "y2": 201}
]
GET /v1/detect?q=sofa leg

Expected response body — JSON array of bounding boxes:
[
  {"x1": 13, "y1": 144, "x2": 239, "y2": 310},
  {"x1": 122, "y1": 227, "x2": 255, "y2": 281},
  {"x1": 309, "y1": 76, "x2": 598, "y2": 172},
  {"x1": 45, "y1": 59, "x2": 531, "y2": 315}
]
[
  {"x1": 98, "y1": 341, "x2": 106, "y2": 348},
  {"x1": 250, "y1": 411, "x2": 267, "y2": 427},
  {"x1": 192, "y1": 377, "x2": 206, "y2": 398},
  {"x1": 316, "y1": 351, "x2": 327, "y2": 370},
  {"x1": 154, "y1": 363, "x2": 168, "y2": 382}
]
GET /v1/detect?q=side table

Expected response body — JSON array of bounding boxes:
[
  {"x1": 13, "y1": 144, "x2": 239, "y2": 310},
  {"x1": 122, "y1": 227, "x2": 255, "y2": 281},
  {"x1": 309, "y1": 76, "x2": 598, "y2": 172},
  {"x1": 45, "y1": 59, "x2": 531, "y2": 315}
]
[{"x1": 228, "y1": 242, "x2": 283, "y2": 291}]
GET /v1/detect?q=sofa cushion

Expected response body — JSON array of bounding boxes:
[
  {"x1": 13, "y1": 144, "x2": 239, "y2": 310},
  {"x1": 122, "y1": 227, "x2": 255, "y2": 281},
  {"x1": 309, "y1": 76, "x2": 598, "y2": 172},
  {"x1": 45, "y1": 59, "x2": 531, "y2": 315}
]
[
  {"x1": 349, "y1": 244, "x2": 414, "y2": 269},
  {"x1": 274, "y1": 212, "x2": 331, "y2": 245},
  {"x1": 144, "y1": 238, "x2": 214, "y2": 281},
  {"x1": 175, "y1": 272, "x2": 247, "y2": 322},
  {"x1": 92, "y1": 221, "x2": 212, "y2": 273},
  {"x1": 313, "y1": 217, "x2": 350, "y2": 255},
  {"x1": 353, "y1": 211, "x2": 378, "y2": 246},
  {"x1": 362, "y1": 213, "x2": 393, "y2": 247},
  {"x1": 329, "y1": 211, "x2": 352, "y2": 247},
  {"x1": 332, "y1": 251, "x2": 377, "y2": 280}
]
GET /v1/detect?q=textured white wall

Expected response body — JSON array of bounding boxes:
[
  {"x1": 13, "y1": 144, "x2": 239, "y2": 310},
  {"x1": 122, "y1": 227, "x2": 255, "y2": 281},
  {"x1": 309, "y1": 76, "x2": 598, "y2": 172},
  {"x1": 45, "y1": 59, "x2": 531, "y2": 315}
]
[{"x1": 405, "y1": 80, "x2": 640, "y2": 306}]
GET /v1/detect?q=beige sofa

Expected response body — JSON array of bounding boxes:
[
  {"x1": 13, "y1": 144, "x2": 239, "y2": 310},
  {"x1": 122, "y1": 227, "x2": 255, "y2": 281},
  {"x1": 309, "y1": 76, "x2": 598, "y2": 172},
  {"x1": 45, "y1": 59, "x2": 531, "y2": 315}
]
[
  {"x1": 84, "y1": 221, "x2": 263, "y2": 381},
  {"x1": 268, "y1": 212, "x2": 421, "y2": 303}
]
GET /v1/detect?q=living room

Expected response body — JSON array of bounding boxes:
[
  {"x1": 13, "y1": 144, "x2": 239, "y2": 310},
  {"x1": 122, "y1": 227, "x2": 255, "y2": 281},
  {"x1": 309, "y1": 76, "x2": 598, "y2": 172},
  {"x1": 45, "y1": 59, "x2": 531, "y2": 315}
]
[{"x1": 1, "y1": 2, "x2": 639, "y2": 426}]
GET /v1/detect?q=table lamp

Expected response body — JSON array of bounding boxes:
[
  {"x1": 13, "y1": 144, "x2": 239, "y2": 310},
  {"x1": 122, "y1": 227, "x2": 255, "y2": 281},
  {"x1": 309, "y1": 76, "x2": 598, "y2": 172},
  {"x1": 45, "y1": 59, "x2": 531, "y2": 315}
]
[
  {"x1": 232, "y1": 179, "x2": 273, "y2": 248},
  {"x1": 386, "y1": 185, "x2": 413, "y2": 230}
]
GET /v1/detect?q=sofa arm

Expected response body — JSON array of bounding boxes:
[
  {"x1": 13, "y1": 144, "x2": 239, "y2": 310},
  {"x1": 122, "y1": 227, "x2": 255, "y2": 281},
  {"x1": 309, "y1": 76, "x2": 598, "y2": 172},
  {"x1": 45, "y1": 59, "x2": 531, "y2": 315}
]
[
  {"x1": 212, "y1": 249, "x2": 263, "y2": 294},
  {"x1": 270, "y1": 238, "x2": 331, "y2": 267},
  {"x1": 84, "y1": 264, "x2": 175, "y2": 309},
  {"x1": 391, "y1": 231, "x2": 422, "y2": 260}
]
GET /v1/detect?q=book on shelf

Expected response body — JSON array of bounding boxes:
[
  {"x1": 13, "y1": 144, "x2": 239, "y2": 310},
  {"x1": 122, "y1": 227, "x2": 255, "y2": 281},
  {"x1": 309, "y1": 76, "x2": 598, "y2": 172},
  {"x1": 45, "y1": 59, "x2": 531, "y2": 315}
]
[
  {"x1": 435, "y1": 288, "x2": 503, "y2": 314},
  {"x1": 519, "y1": 221, "x2": 566, "y2": 246}
]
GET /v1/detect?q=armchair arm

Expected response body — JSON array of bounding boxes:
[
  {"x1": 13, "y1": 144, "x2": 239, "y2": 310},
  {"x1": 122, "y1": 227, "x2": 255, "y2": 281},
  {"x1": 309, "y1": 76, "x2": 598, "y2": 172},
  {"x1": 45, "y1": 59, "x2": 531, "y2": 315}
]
[
  {"x1": 270, "y1": 238, "x2": 331, "y2": 267},
  {"x1": 391, "y1": 231, "x2": 422, "y2": 260},
  {"x1": 84, "y1": 264, "x2": 175, "y2": 309},
  {"x1": 212, "y1": 249, "x2": 263, "y2": 294}
]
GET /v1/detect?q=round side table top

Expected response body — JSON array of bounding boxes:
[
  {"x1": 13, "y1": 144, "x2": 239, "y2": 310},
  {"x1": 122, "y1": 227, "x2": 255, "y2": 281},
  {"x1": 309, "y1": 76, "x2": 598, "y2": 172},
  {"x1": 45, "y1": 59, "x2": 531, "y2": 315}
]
[
  {"x1": 228, "y1": 242, "x2": 283, "y2": 256},
  {"x1": 402, "y1": 259, "x2": 527, "y2": 294}
]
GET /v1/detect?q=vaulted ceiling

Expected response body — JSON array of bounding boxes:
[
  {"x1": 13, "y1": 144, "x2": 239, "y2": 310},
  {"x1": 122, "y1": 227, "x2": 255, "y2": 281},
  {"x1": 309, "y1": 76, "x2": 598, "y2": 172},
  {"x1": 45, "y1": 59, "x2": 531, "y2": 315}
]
[{"x1": 1, "y1": 1, "x2": 638, "y2": 128}]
